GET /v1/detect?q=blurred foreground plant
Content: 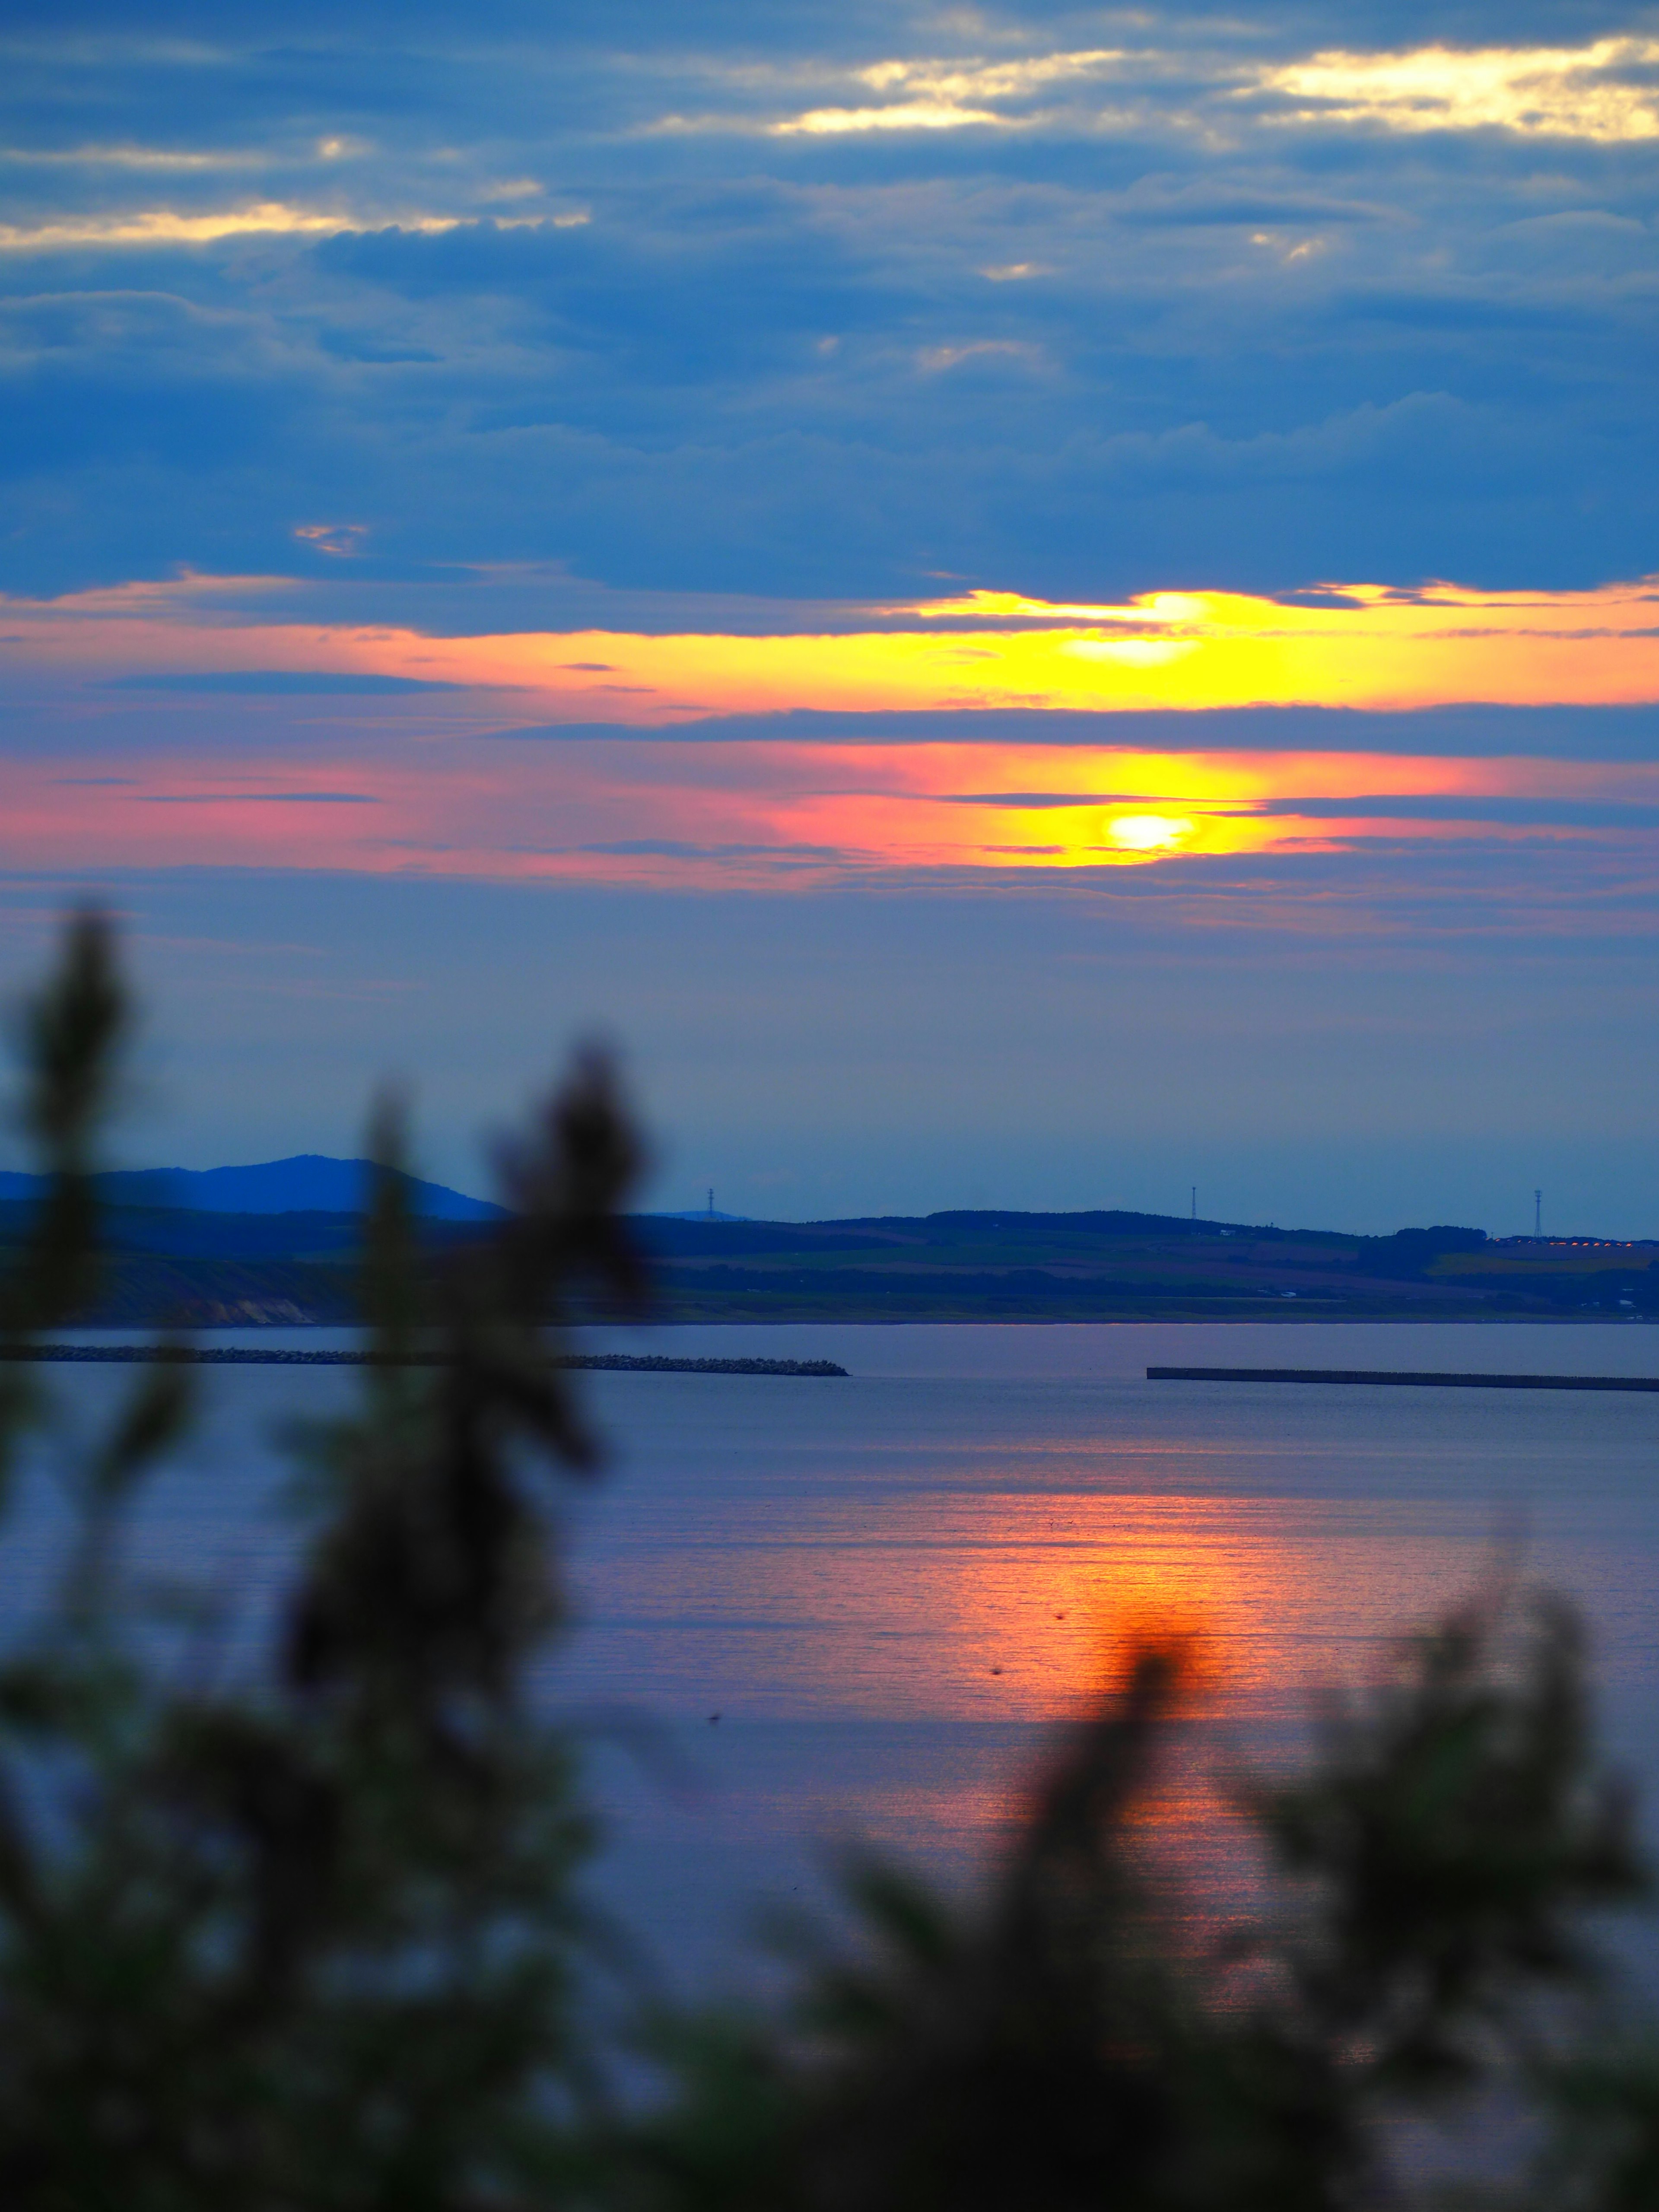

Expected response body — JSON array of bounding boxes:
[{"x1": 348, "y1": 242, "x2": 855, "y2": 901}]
[
  {"x1": 0, "y1": 913, "x2": 645, "y2": 2207},
  {"x1": 627, "y1": 1605, "x2": 1648, "y2": 2212},
  {"x1": 0, "y1": 915, "x2": 1653, "y2": 2212}
]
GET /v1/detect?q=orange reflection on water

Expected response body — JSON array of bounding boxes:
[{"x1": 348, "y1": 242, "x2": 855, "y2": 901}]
[
  {"x1": 571, "y1": 1492, "x2": 1494, "y2": 1726},
  {"x1": 572, "y1": 1491, "x2": 1503, "y2": 1912}
]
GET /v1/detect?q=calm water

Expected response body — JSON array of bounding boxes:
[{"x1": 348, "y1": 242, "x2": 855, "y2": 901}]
[{"x1": 10, "y1": 1320, "x2": 1659, "y2": 1996}]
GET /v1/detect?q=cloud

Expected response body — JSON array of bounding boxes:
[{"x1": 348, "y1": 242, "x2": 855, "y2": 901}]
[
  {"x1": 0, "y1": 204, "x2": 468, "y2": 251},
  {"x1": 23, "y1": 572, "x2": 1659, "y2": 730},
  {"x1": 915, "y1": 338, "x2": 1042, "y2": 372},
  {"x1": 6, "y1": 10, "x2": 1659, "y2": 606},
  {"x1": 1, "y1": 709, "x2": 1656, "y2": 892},
  {"x1": 1250, "y1": 40, "x2": 1659, "y2": 143},
  {"x1": 479, "y1": 705, "x2": 1659, "y2": 758},
  {"x1": 105, "y1": 671, "x2": 467, "y2": 693},
  {"x1": 293, "y1": 523, "x2": 368, "y2": 557},
  {"x1": 1255, "y1": 795, "x2": 1659, "y2": 826},
  {"x1": 768, "y1": 101, "x2": 1004, "y2": 136},
  {"x1": 0, "y1": 144, "x2": 265, "y2": 171},
  {"x1": 138, "y1": 789, "x2": 380, "y2": 802},
  {"x1": 660, "y1": 32, "x2": 1659, "y2": 147}
]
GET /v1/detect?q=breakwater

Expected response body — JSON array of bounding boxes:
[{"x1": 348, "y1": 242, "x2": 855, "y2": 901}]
[
  {"x1": 1149, "y1": 1364, "x2": 1659, "y2": 1393},
  {"x1": 0, "y1": 1346, "x2": 848, "y2": 1378}
]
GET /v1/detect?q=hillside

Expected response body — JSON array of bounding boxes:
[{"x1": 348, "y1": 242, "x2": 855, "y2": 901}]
[
  {"x1": 636, "y1": 1213, "x2": 1659, "y2": 1322},
  {"x1": 0, "y1": 1199, "x2": 1651, "y2": 1326}
]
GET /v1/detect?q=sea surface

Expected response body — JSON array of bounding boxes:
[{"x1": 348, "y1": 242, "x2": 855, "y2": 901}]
[{"x1": 10, "y1": 1319, "x2": 1659, "y2": 2005}]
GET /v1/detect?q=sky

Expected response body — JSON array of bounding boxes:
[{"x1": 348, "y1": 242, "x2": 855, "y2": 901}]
[{"x1": 2, "y1": 1, "x2": 1658, "y2": 1232}]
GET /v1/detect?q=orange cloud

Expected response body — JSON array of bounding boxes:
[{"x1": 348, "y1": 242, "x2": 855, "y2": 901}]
[
  {"x1": 3, "y1": 740, "x2": 1656, "y2": 887},
  {"x1": 11, "y1": 572, "x2": 1659, "y2": 720},
  {"x1": 3, "y1": 573, "x2": 1657, "y2": 887}
]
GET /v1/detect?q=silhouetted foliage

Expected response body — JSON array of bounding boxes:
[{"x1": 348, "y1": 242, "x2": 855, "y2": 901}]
[
  {"x1": 0, "y1": 914, "x2": 1652, "y2": 2211},
  {"x1": 625, "y1": 1611, "x2": 1646, "y2": 2212},
  {"x1": 0, "y1": 915, "x2": 645, "y2": 2207}
]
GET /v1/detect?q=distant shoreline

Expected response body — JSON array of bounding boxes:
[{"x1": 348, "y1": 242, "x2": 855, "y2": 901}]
[
  {"x1": 2, "y1": 1345, "x2": 848, "y2": 1377},
  {"x1": 13, "y1": 1205, "x2": 1651, "y2": 1325},
  {"x1": 641, "y1": 1311, "x2": 1659, "y2": 1326}
]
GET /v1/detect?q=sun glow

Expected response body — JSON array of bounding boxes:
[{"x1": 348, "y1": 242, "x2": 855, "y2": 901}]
[
  {"x1": 0, "y1": 732, "x2": 1651, "y2": 887},
  {"x1": 15, "y1": 573, "x2": 1659, "y2": 721},
  {"x1": 6, "y1": 571, "x2": 1659, "y2": 887},
  {"x1": 1107, "y1": 814, "x2": 1192, "y2": 852}
]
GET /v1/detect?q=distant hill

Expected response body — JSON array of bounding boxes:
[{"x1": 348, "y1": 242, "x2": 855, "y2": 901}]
[
  {"x1": 629, "y1": 1209, "x2": 1659, "y2": 1322},
  {"x1": 0, "y1": 1156, "x2": 504, "y2": 1222},
  {"x1": 0, "y1": 1196, "x2": 1645, "y2": 1327}
]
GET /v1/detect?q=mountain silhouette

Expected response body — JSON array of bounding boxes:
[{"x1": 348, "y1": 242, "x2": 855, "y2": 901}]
[{"x1": 0, "y1": 1156, "x2": 504, "y2": 1221}]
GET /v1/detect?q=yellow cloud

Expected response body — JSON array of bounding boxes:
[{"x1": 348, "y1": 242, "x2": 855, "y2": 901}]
[
  {"x1": 13, "y1": 574, "x2": 1659, "y2": 721},
  {"x1": 1252, "y1": 38, "x2": 1659, "y2": 141},
  {"x1": 0, "y1": 203, "x2": 466, "y2": 250},
  {"x1": 680, "y1": 35, "x2": 1659, "y2": 146},
  {"x1": 769, "y1": 101, "x2": 1003, "y2": 135},
  {"x1": 854, "y1": 54, "x2": 1125, "y2": 101}
]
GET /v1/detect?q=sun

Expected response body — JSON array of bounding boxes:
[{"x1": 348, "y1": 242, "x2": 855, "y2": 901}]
[{"x1": 1106, "y1": 813, "x2": 1192, "y2": 852}]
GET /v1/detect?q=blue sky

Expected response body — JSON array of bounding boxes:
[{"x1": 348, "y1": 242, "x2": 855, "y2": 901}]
[{"x1": 2, "y1": 3, "x2": 1657, "y2": 1231}]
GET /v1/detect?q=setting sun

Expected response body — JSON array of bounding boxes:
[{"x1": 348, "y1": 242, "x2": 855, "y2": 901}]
[{"x1": 1106, "y1": 813, "x2": 1193, "y2": 852}]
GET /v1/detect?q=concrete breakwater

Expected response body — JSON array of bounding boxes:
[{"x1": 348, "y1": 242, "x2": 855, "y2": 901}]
[
  {"x1": 0, "y1": 1346, "x2": 849, "y2": 1378},
  {"x1": 1149, "y1": 1364, "x2": 1659, "y2": 1393}
]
